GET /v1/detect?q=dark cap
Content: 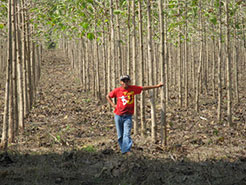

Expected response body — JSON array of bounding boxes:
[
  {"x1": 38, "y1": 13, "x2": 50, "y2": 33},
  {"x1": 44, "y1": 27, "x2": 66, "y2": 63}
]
[{"x1": 120, "y1": 75, "x2": 131, "y2": 81}]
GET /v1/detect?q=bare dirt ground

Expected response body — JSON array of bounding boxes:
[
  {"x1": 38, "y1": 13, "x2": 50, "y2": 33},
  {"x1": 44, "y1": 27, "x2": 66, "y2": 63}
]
[{"x1": 0, "y1": 49, "x2": 246, "y2": 185}]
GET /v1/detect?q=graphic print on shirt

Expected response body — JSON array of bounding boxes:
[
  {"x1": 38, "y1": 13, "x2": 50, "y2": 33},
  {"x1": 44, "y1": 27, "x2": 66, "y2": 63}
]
[
  {"x1": 120, "y1": 91, "x2": 134, "y2": 105},
  {"x1": 120, "y1": 95, "x2": 128, "y2": 105}
]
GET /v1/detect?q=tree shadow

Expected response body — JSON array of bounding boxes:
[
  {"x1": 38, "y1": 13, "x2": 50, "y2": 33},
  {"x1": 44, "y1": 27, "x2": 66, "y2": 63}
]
[{"x1": 0, "y1": 149, "x2": 246, "y2": 185}]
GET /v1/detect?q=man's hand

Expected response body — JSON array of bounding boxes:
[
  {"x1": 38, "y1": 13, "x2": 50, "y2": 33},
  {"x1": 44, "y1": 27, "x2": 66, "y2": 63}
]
[
  {"x1": 106, "y1": 95, "x2": 117, "y2": 109},
  {"x1": 157, "y1": 82, "x2": 164, "y2": 88}
]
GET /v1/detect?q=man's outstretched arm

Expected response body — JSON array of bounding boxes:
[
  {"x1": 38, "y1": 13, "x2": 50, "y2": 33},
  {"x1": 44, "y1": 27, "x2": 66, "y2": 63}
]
[{"x1": 142, "y1": 82, "x2": 164, "y2": 91}]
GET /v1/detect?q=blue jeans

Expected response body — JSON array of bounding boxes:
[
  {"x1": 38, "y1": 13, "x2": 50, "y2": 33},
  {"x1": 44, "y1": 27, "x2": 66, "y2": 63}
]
[{"x1": 114, "y1": 114, "x2": 133, "y2": 154}]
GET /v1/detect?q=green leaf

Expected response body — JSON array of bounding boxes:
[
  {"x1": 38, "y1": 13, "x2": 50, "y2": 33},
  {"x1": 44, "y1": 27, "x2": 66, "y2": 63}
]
[
  {"x1": 87, "y1": 32, "x2": 95, "y2": 40},
  {"x1": 191, "y1": 0, "x2": 198, "y2": 6},
  {"x1": 114, "y1": 10, "x2": 123, "y2": 15},
  {"x1": 235, "y1": 23, "x2": 240, "y2": 29},
  {"x1": 214, "y1": 0, "x2": 220, "y2": 8},
  {"x1": 81, "y1": 22, "x2": 89, "y2": 29},
  {"x1": 0, "y1": 24, "x2": 4, "y2": 29},
  {"x1": 79, "y1": 31, "x2": 85, "y2": 38},
  {"x1": 210, "y1": 16, "x2": 217, "y2": 25},
  {"x1": 87, "y1": 0, "x2": 94, "y2": 4},
  {"x1": 81, "y1": 2, "x2": 87, "y2": 9}
]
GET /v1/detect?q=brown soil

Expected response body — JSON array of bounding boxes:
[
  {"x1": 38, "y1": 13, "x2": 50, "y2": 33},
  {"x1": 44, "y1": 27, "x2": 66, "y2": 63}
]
[{"x1": 0, "y1": 49, "x2": 246, "y2": 185}]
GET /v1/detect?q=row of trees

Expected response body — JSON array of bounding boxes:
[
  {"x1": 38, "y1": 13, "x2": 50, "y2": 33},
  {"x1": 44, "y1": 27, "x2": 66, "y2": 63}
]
[
  {"x1": 0, "y1": 0, "x2": 245, "y2": 147},
  {"x1": 0, "y1": 0, "x2": 42, "y2": 149},
  {"x1": 55, "y1": 0, "x2": 246, "y2": 143}
]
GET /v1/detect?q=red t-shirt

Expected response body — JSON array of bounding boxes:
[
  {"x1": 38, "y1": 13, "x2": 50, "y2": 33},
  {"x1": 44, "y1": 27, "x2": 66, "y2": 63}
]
[{"x1": 108, "y1": 85, "x2": 143, "y2": 115}]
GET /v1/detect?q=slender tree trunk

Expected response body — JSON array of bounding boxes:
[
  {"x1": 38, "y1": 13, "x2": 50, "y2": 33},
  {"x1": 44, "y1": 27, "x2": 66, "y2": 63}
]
[
  {"x1": 147, "y1": 0, "x2": 157, "y2": 142},
  {"x1": 203, "y1": 28, "x2": 208, "y2": 95},
  {"x1": 127, "y1": 0, "x2": 131, "y2": 76},
  {"x1": 116, "y1": 0, "x2": 122, "y2": 76},
  {"x1": 86, "y1": 42, "x2": 91, "y2": 93},
  {"x1": 233, "y1": 15, "x2": 239, "y2": 104},
  {"x1": 217, "y1": 0, "x2": 222, "y2": 122},
  {"x1": 86, "y1": 42, "x2": 90, "y2": 93},
  {"x1": 31, "y1": 42, "x2": 36, "y2": 102},
  {"x1": 159, "y1": 0, "x2": 167, "y2": 145},
  {"x1": 178, "y1": 11, "x2": 182, "y2": 107},
  {"x1": 1, "y1": 0, "x2": 12, "y2": 149},
  {"x1": 17, "y1": 0, "x2": 24, "y2": 131},
  {"x1": 95, "y1": 39, "x2": 101, "y2": 100},
  {"x1": 234, "y1": 44, "x2": 239, "y2": 104},
  {"x1": 212, "y1": 35, "x2": 216, "y2": 98},
  {"x1": 138, "y1": 0, "x2": 146, "y2": 137},
  {"x1": 78, "y1": 40, "x2": 82, "y2": 85},
  {"x1": 26, "y1": 11, "x2": 33, "y2": 112},
  {"x1": 184, "y1": 1, "x2": 188, "y2": 108},
  {"x1": 36, "y1": 44, "x2": 41, "y2": 86},
  {"x1": 84, "y1": 40, "x2": 89, "y2": 92},
  {"x1": 90, "y1": 42, "x2": 96, "y2": 97},
  {"x1": 191, "y1": 39, "x2": 195, "y2": 91},
  {"x1": 132, "y1": 0, "x2": 138, "y2": 135},
  {"x1": 165, "y1": 33, "x2": 169, "y2": 105},
  {"x1": 81, "y1": 39, "x2": 86, "y2": 92},
  {"x1": 107, "y1": 25, "x2": 112, "y2": 94},
  {"x1": 195, "y1": 0, "x2": 203, "y2": 112},
  {"x1": 21, "y1": 0, "x2": 28, "y2": 118},
  {"x1": 8, "y1": 0, "x2": 17, "y2": 143},
  {"x1": 0, "y1": 41, "x2": 4, "y2": 74},
  {"x1": 110, "y1": 0, "x2": 116, "y2": 89},
  {"x1": 102, "y1": 21, "x2": 107, "y2": 97},
  {"x1": 226, "y1": 0, "x2": 233, "y2": 126}
]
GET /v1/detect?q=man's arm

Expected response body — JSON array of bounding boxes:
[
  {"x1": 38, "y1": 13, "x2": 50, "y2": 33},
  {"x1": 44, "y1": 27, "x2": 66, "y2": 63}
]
[
  {"x1": 142, "y1": 82, "x2": 164, "y2": 91},
  {"x1": 106, "y1": 95, "x2": 117, "y2": 108}
]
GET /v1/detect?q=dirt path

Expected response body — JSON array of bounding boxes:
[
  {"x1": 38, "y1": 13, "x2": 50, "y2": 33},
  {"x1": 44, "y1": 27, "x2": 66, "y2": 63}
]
[
  {"x1": 1, "y1": 50, "x2": 246, "y2": 185},
  {"x1": 17, "y1": 49, "x2": 115, "y2": 154}
]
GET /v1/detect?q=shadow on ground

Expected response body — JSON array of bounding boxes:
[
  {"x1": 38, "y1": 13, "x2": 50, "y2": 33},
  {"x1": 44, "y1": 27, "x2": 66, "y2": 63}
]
[{"x1": 0, "y1": 149, "x2": 246, "y2": 185}]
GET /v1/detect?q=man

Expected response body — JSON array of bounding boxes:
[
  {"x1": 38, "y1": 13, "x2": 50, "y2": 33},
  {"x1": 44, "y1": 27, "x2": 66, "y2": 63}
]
[{"x1": 106, "y1": 75, "x2": 163, "y2": 155}]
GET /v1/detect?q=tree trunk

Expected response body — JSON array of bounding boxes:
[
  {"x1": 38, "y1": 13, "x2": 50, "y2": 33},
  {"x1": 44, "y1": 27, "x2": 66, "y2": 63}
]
[
  {"x1": 178, "y1": 13, "x2": 182, "y2": 107},
  {"x1": 184, "y1": 1, "x2": 188, "y2": 108},
  {"x1": 116, "y1": 0, "x2": 122, "y2": 76},
  {"x1": 138, "y1": 0, "x2": 146, "y2": 137},
  {"x1": 147, "y1": 0, "x2": 157, "y2": 142},
  {"x1": 226, "y1": 0, "x2": 233, "y2": 126},
  {"x1": 159, "y1": 0, "x2": 167, "y2": 145},
  {"x1": 8, "y1": 0, "x2": 17, "y2": 143},
  {"x1": 102, "y1": 19, "x2": 107, "y2": 97},
  {"x1": 21, "y1": 0, "x2": 28, "y2": 118},
  {"x1": 132, "y1": 0, "x2": 138, "y2": 135},
  {"x1": 26, "y1": 10, "x2": 33, "y2": 113},
  {"x1": 195, "y1": 0, "x2": 203, "y2": 112},
  {"x1": 127, "y1": 0, "x2": 131, "y2": 76},
  {"x1": 95, "y1": 39, "x2": 101, "y2": 100},
  {"x1": 1, "y1": 0, "x2": 12, "y2": 149},
  {"x1": 17, "y1": 0, "x2": 24, "y2": 131},
  {"x1": 110, "y1": 0, "x2": 116, "y2": 89},
  {"x1": 217, "y1": 0, "x2": 222, "y2": 122}
]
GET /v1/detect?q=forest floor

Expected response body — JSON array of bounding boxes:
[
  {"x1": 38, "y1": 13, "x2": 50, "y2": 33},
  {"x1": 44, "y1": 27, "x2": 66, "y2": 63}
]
[{"x1": 1, "y1": 49, "x2": 246, "y2": 185}]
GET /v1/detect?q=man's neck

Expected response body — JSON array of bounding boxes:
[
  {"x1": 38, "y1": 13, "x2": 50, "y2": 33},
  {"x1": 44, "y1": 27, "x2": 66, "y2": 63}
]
[{"x1": 122, "y1": 85, "x2": 129, "y2": 89}]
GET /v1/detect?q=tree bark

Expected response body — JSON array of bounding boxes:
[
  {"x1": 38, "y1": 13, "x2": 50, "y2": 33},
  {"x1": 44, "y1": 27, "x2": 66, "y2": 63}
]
[
  {"x1": 1, "y1": 0, "x2": 12, "y2": 149},
  {"x1": 226, "y1": 0, "x2": 233, "y2": 126},
  {"x1": 132, "y1": 0, "x2": 138, "y2": 135},
  {"x1": 217, "y1": 0, "x2": 222, "y2": 122},
  {"x1": 138, "y1": 0, "x2": 146, "y2": 137},
  {"x1": 147, "y1": 0, "x2": 157, "y2": 142},
  {"x1": 159, "y1": 0, "x2": 167, "y2": 145}
]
